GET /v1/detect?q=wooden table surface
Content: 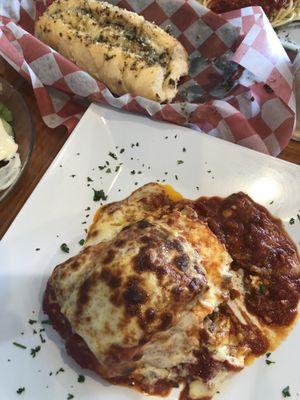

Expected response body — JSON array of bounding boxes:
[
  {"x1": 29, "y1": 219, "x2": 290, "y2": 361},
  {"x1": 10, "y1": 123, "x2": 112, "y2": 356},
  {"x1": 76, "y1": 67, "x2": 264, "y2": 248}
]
[{"x1": 0, "y1": 59, "x2": 299, "y2": 239}]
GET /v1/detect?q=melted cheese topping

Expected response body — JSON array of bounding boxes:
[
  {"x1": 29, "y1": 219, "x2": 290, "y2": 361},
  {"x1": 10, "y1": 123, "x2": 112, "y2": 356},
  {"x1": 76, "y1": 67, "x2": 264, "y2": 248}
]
[
  {"x1": 45, "y1": 183, "x2": 300, "y2": 399},
  {"x1": 50, "y1": 183, "x2": 232, "y2": 380}
]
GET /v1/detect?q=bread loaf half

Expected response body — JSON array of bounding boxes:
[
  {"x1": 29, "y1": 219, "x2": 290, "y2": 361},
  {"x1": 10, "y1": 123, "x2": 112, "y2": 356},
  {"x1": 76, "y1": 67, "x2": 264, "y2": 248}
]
[{"x1": 35, "y1": 0, "x2": 189, "y2": 102}]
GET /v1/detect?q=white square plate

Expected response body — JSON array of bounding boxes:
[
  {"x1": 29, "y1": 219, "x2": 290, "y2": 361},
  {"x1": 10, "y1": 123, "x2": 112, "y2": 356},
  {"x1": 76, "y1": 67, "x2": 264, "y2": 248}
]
[{"x1": 0, "y1": 103, "x2": 299, "y2": 400}]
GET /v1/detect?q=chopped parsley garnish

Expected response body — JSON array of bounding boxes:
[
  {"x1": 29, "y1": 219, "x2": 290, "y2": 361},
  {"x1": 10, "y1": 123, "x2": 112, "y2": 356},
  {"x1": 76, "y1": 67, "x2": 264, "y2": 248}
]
[
  {"x1": 182, "y1": 147, "x2": 186, "y2": 152},
  {"x1": 41, "y1": 319, "x2": 51, "y2": 325},
  {"x1": 40, "y1": 334, "x2": 46, "y2": 343},
  {"x1": 56, "y1": 367, "x2": 65, "y2": 375},
  {"x1": 297, "y1": 213, "x2": 300, "y2": 221},
  {"x1": 33, "y1": 329, "x2": 37, "y2": 334},
  {"x1": 70, "y1": 174, "x2": 76, "y2": 178},
  {"x1": 35, "y1": 248, "x2": 40, "y2": 251},
  {"x1": 109, "y1": 152, "x2": 117, "y2": 160},
  {"x1": 30, "y1": 345, "x2": 41, "y2": 358},
  {"x1": 85, "y1": 206, "x2": 91, "y2": 211},
  {"x1": 207, "y1": 170, "x2": 212, "y2": 173},
  {"x1": 87, "y1": 177, "x2": 93, "y2": 182},
  {"x1": 28, "y1": 319, "x2": 37, "y2": 325},
  {"x1": 67, "y1": 394, "x2": 74, "y2": 400},
  {"x1": 78, "y1": 374, "x2": 85, "y2": 383},
  {"x1": 98, "y1": 165, "x2": 106, "y2": 170},
  {"x1": 115, "y1": 166, "x2": 120, "y2": 172},
  {"x1": 105, "y1": 161, "x2": 109, "y2": 166},
  {"x1": 78, "y1": 239, "x2": 85, "y2": 246},
  {"x1": 289, "y1": 218, "x2": 295, "y2": 225},
  {"x1": 130, "y1": 170, "x2": 136, "y2": 175},
  {"x1": 269, "y1": 200, "x2": 274, "y2": 205},
  {"x1": 60, "y1": 243, "x2": 70, "y2": 253},
  {"x1": 266, "y1": 352, "x2": 271, "y2": 358},
  {"x1": 175, "y1": 175, "x2": 178, "y2": 180},
  {"x1": 106, "y1": 168, "x2": 112, "y2": 173},
  {"x1": 16, "y1": 387, "x2": 25, "y2": 395},
  {"x1": 258, "y1": 283, "x2": 265, "y2": 294},
  {"x1": 120, "y1": 148, "x2": 125, "y2": 153},
  {"x1": 265, "y1": 359, "x2": 275, "y2": 365},
  {"x1": 282, "y1": 386, "x2": 291, "y2": 397},
  {"x1": 13, "y1": 342, "x2": 27, "y2": 349},
  {"x1": 93, "y1": 189, "x2": 107, "y2": 202},
  {"x1": 39, "y1": 328, "x2": 45, "y2": 333},
  {"x1": 177, "y1": 160, "x2": 184, "y2": 165}
]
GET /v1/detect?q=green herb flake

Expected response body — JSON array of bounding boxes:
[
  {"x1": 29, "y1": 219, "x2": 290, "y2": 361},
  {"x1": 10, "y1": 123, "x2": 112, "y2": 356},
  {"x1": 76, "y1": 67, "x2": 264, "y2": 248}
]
[
  {"x1": 28, "y1": 319, "x2": 37, "y2": 325},
  {"x1": 177, "y1": 160, "x2": 184, "y2": 165},
  {"x1": 282, "y1": 386, "x2": 291, "y2": 397},
  {"x1": 265, "y1": 359, "x2": 275, "y2": 365},
  {"x1": 269, "y1": 200, "x2": 274, "y2": 205},
  {"x1": 35, "y1": 248, "x2": 40, "y2": 251},
  {"x1": 40, "y1": 334, "x2": 46, "y2": 343},
  {"x1": 182, "y1": 147, "x2": 186, "y2": 152},
  {"x1": 30, "y1": 345, "x2": 41, "y2": 358},
  {"x1": 266, "y1": 352, "x2": 271, "y2": 358},
  {"x1": 13, "y1": 342, "x2": 27, "y2": 349},
  {"x1": 115, "y1": 165, "x2": 120, "y2": 172},
  {"x1": 41, "y1": 319, "x2": 51, "y2": 325},
  {"x1": 258, "y1": 283, "x2": 265, "y2": 294},
  {"x1": 16, "y1": 387, "x2": 25, "y2": 395},
  {"x1": 33, "y1": 329, "x2": 37, "y2": 335},
  {"x1": 130, "y1": 170, "x2": 136, "y2": 175},
  {"x1": 109, "y1": 152, "x2": 117, "y2": 160},
  {"x1": 93, "y1": 189, "x2": 107, "y2": 202},
  {"x1": 175, "y1": 175, "x2": 178, "y2": 180},
  {"x1": 70, "y1": 174, "x2": 76, "y2": 178},
  {"x1": 98, "y1": 165, "x2": 106, "y2": 170},
  {"x1": 56, "y1": 367, "x2": 65, "y2": 375},
  {"x1": 67, "y1": 394, "x2": 74, "y2": 400},
  {"x1": 120, "y1": 148, "x2": 125, "y2": 154},
  {"x1": 78, "y1": 374, "x2": 85, "y2": 383},
  {"x1": 289, "y1": 218, "x2": 295, "y2": 225},
  {"x1": 106, "y1": 168, "x2": 112, "y2": 174},
  {"x1": 79, "y1": 239, "x2": 85, "y2": 246},
  {"x1": 60, "y1": 243, "x2": 70, "y2": 253},
  {"x1": 87, "y1": 177, "x2": 93, "y2": 182}
]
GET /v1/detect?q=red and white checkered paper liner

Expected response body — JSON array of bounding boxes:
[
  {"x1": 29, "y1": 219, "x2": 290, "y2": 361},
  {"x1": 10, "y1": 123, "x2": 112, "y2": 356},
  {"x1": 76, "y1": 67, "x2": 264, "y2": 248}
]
[{"x1": 0, "y1": 0, "x2": 296, "y2": 155}]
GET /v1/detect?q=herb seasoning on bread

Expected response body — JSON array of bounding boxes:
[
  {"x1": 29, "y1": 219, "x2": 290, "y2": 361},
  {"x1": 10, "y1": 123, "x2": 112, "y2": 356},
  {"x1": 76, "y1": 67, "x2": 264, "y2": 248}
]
[{"x1": 35, "y1": 0, "x2": 189, "y2": 102}]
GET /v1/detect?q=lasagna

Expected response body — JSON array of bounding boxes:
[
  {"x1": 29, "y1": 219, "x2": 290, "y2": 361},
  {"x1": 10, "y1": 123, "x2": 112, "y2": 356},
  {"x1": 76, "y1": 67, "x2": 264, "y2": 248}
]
[{"x1": 44, "y1": 183, "x2": 300, "y2": 399}]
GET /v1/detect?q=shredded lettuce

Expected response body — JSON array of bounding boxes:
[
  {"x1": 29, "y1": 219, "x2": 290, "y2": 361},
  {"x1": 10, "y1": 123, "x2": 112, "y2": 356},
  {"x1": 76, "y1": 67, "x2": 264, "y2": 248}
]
[
  {"x1": 0, "y1": 102, "x2": 13, "y2": 123},
  {"x1": 1, "y1": 119, "x2": 13, "y2": 136}
]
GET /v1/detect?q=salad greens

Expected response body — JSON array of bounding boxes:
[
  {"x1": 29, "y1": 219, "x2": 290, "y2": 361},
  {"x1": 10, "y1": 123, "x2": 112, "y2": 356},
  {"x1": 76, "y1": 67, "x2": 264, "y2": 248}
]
[{"x1": 0, "y1": 102, "x2": 13, "y2": 136}]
